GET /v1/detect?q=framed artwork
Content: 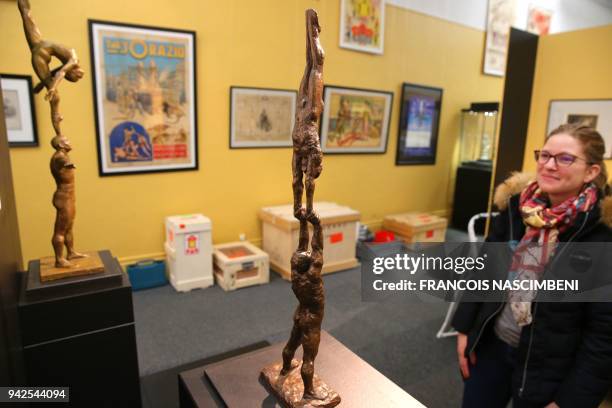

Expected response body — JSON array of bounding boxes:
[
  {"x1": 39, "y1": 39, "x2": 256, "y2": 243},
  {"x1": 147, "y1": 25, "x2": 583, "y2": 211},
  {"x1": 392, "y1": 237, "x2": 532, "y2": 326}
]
[
  {"x1": 229, "y1": 87, "x2": 296, "y2": 148},
  {"x1": 547, "y1": 99, "x2": 612, "y2": 159},
  {"x1": 339, "y1": 0, "x2": 385, "y2": 55},
  {"x1": 1, "y1": 74, "x2": 38, "y2": 147},
  {"x1": 526, "y1": 5, "x2": 553, "y2": 36},
  {"x1": 396, "y1": 83, "x2": 443, "y2": 165},
  {"x1": 89, "y1": 20, "x2": 197, "y2": 176},
  {"x1": 320, "y1": 85, "x2": 393, "y2": 154},
  {"x1": 483, "y1": 0, "x2": 515, "y2": 76}
]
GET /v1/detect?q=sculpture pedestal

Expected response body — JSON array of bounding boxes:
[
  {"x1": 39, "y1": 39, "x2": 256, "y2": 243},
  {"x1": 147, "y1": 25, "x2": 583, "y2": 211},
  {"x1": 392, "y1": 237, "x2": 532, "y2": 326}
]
[
  {"x1": 179, "y1": 330, "x2": 424, "y2": 407},
  {"x1": 39, "y1": 250, "x2": 105, "y2": 282},
  {"x1": 260, "y1": 360, "x2": 341, "y2": 407}
]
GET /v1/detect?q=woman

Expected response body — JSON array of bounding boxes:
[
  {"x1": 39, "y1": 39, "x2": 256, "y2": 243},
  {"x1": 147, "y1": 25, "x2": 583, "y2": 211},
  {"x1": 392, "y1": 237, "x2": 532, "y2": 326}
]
[{"x1": 453, "y1": 124, "x2": 612, "y2": 407}]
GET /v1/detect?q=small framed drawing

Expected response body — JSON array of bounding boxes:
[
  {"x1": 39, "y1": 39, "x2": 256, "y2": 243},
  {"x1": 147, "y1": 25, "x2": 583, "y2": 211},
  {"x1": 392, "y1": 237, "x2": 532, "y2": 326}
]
[
  {"x1": 396, "y1": 83, "x2": 443, "y2": 165},
  {"x1": 89, "y1": 20, "x2": 197, "y2": 176},
  {"x1": 229, "y1": 87, "x2": 297, "y2": 148},
  {"x1": 319, "y1": 85, "x2": 393, "y2": 154},
  {"x1": 547, "y1": 99, "x2": 612, "y2": 159},
  {"x1": 1, "y1": 74, "x2": 38, "y2": 147},
  {"x1": 339, "y1": 0, "x2": 385, "y2": 55}
]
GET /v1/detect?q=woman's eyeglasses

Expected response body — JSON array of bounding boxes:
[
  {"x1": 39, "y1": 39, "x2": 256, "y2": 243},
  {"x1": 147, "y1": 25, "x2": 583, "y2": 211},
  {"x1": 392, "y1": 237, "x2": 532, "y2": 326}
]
[{"x1": 534, "y1": 150, "x2": 591, "y2": 167}]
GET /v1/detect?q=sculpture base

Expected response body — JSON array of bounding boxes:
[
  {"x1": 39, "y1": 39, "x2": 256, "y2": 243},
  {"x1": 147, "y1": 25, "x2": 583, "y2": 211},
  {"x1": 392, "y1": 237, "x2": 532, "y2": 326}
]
[
  {"x1": 39, "y1": 251, "x2": 105, "y2": 282},
  {"x1": 260, "y1": 359, "x2": 341, "y2": 408}
]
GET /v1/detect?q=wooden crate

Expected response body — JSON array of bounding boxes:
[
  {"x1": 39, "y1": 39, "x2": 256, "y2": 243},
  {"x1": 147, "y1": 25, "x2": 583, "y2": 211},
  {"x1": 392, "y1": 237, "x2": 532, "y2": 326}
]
[
  {"x1": 259, "y1": 202, "x2": 360, "y2": 280},
  {"x1": 382, "y1": 212, "x2": 448, "y2": 243},
  {"x1": 213, "y1": 241, "x2": 269, "y2": 291}
]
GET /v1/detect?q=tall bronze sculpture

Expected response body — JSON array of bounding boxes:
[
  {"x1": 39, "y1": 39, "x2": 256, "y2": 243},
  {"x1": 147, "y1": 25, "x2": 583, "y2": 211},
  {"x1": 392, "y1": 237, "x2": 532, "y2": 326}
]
[
  {"x1": 261, "y1": 10, "x2": 340, "y2": 407},
  {"x1": 18, "y1": 0, "x2": 99, "y2": 278}
]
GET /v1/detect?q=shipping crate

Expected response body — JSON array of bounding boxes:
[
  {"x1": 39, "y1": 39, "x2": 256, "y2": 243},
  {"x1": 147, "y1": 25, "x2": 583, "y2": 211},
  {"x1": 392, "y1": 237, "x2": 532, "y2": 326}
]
[
  {"x1": 259, "y1": 202, "x2": 360, "y2": 280},
  {"x1": 213, "y1": 241, "x2": 269, "y2": 291},
  {"x1": 382, "y1": 212, "x2": 448, "y2": 243},
  {"x1": 165, "y1": 214, "x2": 213, "y2": 292}
]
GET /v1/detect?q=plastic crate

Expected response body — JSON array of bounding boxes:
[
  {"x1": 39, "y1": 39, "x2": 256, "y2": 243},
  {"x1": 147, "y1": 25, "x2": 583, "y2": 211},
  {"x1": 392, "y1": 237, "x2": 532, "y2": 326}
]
[{"x1": 127, "y1": 260, "x2": 168, "y2": 291}]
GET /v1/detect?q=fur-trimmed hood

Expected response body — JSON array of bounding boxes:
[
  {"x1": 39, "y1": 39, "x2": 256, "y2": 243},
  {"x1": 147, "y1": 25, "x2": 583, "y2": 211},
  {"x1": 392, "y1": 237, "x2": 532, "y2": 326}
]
[{"x1": 493, "y1": 171, "x2": 612, "y2": 228}]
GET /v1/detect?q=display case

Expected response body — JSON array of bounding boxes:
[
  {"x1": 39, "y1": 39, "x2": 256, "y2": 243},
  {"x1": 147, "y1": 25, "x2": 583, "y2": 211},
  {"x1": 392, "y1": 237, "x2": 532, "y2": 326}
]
[
  {"x1": 459, "y1": 102, "x2": 499, "y2": 166},
  {"x1": 452, "y1": 102, "x2": 499, "y2": 232}
]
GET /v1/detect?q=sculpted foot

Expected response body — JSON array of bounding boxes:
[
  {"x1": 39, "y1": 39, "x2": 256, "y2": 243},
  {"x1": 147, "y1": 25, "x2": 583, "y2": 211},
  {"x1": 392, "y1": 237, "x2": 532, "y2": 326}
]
[
  {"x1": 55, "y1": 258, "x2": 72, "y2": 268},
  {"x1": 280, "y1": 360, "x2": 299, "y2": 376},
  {"x1": 303, "y1": 388, "x2": 328, "y2": 401},
  {"x1": 67, "y1": 251, "x2": 88, "y2": 260}
]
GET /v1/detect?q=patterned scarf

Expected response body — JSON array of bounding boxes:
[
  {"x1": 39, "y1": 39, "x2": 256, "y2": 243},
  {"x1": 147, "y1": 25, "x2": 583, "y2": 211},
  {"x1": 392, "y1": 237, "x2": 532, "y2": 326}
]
[{"x1": 508, "y1": 181, "x2": 598, "y2": 326}]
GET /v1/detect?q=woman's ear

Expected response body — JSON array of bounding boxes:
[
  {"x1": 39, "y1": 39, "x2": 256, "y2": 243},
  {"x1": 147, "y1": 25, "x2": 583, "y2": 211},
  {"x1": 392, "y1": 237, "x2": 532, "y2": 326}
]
[{"x1": 584, "y1": 163, "x2": 601, "y2": 184}]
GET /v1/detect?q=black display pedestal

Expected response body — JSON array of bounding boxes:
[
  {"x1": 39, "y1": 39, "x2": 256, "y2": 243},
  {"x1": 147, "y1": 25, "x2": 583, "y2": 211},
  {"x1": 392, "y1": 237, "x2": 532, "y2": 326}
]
[
  {"x1": 179, "y1": 330, "x2": 423, "y2": 408},
  {"x1": 18, "y1": 250, "x2": 142, "y2": 407},
  {"x1": 451, "y1": 162, "x2": 492, "y2": 233}
]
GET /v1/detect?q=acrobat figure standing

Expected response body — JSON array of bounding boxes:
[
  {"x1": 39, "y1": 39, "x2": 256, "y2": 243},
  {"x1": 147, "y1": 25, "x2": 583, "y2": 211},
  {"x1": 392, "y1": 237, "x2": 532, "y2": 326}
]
[
  {"x1": 280, "y1": 209, "x2": 327, "y2": 401},
  {"x1": 50, "y1": 136, "x2": 86, "y2": 267},
  {"x1": 18, "y1": 0, "x2": 84, "y2": 137},
  {"x1": 281, "y1": 8, "x2": 328, "y2": 402},
  {"x1": 292, "y1": 9, "x2": 324, "y2": 222}
]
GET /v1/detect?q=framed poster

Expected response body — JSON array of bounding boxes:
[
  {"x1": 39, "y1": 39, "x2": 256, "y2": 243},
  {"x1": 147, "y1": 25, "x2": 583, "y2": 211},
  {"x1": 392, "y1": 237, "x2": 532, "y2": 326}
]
[
  {"x1": 396, "y1": 83, "x2": 443, "y2": 165},
  {"x1": 1, "y1": 74, "x2": 38, "y2": 147},
  {"x1": 483, "y1": 0, "x2": 515, "y2": 76},
  {"x1": 89, "y1": 20, "x2": 197, "y2": 176},
  {"x1": 320, "y1": 85, "x2": 393, "y2": 154},
  {"x1": 526, "y1": 5, "x2": 553, "y2": 36},
  {"x1": 547, "y1": 99, "x2": 612, "y2": 159},
  {"x1": 229, "y1": 87, "x2": 296, "y2": 148},
  {"x1": 339, "y1": 0, "x2": 385, "y2": 55}
]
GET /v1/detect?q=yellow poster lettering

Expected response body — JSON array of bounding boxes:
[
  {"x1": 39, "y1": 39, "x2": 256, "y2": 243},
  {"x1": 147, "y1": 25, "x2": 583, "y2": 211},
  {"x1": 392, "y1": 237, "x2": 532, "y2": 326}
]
[{"x1": 129, "y1": 39, "x2": 148, "y2": 59}]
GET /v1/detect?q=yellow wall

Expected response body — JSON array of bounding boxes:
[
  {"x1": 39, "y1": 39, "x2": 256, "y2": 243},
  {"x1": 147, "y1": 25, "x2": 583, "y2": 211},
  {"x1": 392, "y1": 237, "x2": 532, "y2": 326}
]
[
  {"x1": 0, "y1": 0, "x2": 503, "y2": 267},
  {"x1": 522, "y1": 25, "x2": 612, "y2": 173}
]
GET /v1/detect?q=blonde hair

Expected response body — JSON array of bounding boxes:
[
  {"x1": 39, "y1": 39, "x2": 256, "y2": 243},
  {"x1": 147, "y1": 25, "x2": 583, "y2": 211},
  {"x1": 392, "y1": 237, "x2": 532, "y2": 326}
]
[{"x1": 548, "y1": 123, "x2": 610, "y2": 196}]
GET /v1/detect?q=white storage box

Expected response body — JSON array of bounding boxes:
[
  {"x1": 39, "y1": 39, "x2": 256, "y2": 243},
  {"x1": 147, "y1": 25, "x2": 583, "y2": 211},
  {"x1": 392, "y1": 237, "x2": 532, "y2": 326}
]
[
  {"x1": 259, "y1": 202, "x2": 360, "y2": 280},
  {"x1": 213, "y1": 241, "x2": 269, "y2": 291},
  {"x1": 164, "y1": 214, "x2": 213, "y2": 292}
]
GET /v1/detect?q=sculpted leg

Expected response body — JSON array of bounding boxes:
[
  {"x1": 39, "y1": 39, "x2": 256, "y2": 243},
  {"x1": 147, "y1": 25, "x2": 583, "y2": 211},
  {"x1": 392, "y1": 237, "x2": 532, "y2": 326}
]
[
  {"x1": 292, "y1": 153, "x2": 305, "y2": 220},
  {"x1": 52, "y1": 212, "x2": 71, "y2": 267},
  {"x1": 65, "y1": 229, "x2": 86, "y2": 260},
  {"x1": 281, "y1": 320, "x2": 302, "y2": 375},
  {"x1": 302, "y1": 328, "x2": 326, "y2": 400},
  {"x1": 49, "y1": 93, "x2": 63, "y2": 136}
]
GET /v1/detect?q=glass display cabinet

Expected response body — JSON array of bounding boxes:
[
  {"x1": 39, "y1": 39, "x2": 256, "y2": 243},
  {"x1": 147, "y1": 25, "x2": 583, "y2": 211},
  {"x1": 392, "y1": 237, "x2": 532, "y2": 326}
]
[{"x1": 452, "y1": 102, "x2": 499, "y2": 232}]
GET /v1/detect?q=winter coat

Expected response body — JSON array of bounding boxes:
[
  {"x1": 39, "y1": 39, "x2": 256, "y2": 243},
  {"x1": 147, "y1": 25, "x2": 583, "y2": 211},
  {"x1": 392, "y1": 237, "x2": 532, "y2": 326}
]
[{"x1": 452, "y1": 172, "x2": 612, "y2": 407}]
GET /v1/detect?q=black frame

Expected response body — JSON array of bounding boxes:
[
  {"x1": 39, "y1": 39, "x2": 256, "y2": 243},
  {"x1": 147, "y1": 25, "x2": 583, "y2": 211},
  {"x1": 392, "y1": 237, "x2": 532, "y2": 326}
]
[
  {"x1": 1, "y1": 73, "x2": 39, "y2": 147},
  {"x1": 88, "y1": 19, "x2": 198, "y2": 176},
  {"x1": 395, "y1": 82, "x2": 443, "y2": 165},
  {"x1": 229, "y1": 86, "x2": 297, "y2": 149},
  {"x1": 319, "y1": 85, "x2": 394, "y2": 155}
]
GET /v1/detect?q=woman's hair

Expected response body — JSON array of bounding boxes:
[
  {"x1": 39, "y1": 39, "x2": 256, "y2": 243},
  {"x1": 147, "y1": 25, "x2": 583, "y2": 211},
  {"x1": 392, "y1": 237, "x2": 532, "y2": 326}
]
[{"x1": 548, "y1": 123, "x2": 611, "y2": 196}]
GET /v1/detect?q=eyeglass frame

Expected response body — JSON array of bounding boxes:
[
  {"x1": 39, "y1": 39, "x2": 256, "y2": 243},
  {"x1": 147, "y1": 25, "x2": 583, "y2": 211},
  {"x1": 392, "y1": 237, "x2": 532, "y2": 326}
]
[{"x1": 533, "y1": 150, "x2": 593, "y2": 167}]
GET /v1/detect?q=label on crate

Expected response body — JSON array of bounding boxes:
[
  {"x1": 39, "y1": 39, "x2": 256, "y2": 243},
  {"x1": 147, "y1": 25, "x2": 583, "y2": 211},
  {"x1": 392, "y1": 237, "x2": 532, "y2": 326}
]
[
  {"x1": 185, "y1": 234, "x2": 200, "y2": 255},
  {"x1": 329, "y1": 232, "x2": 344, "y2": 244}
]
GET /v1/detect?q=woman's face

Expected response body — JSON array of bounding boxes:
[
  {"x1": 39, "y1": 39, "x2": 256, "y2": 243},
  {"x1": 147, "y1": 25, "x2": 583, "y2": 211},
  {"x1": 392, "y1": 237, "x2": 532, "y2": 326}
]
[{"x1": 536, "y1": 133, "x2": 600, "y2": 199}]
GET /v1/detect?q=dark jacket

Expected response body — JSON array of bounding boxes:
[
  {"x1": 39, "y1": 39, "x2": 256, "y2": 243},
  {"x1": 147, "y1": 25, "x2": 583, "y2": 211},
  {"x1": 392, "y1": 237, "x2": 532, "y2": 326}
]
[{"x1": 452, "y1": 172, "x2": 612, "y2": 407}]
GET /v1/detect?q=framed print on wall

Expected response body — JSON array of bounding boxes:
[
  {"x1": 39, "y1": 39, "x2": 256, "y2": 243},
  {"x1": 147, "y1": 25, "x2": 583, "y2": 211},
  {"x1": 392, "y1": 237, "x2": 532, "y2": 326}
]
[
  {"x1": 339, "y1": 0, "x2": 385, "y2": 55},
  {"x1": 1, "y1": 74, "x2": 38, "y2": 147},
  {"x1": 229, "y1": 87, "x2": 296, "y2": 148},
  {"x1": 396, "y1": 83, "x2": 443, "y2": 165},
  {"x1": 547, "y1": 99, "x2": 612, "y2": 159},
  {"x1": 320, "y1": 85, "x2": 393, "y2": 154},
  {"x1": 89, "y1": 20, "x2": 197, "y2": 176},
  {"x1": 483, "y1": 0, "x2": 515, "y2": 76}
]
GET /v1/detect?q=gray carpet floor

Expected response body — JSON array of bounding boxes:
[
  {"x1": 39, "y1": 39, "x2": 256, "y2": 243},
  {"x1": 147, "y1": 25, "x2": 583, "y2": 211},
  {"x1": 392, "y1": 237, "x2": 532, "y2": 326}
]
[{"x1": 133, "y1": 229, "x2": 472, "y2": 407}]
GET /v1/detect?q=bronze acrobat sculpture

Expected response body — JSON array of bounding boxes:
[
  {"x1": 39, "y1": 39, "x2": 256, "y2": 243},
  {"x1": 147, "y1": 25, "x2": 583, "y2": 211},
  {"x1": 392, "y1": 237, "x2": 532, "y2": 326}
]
[
  {"x1": 18, "y1": 0, "x2": 87, "y2": 268},
  {"x1": 261, "y1": 9, "x2": 340, "y2": 407}
]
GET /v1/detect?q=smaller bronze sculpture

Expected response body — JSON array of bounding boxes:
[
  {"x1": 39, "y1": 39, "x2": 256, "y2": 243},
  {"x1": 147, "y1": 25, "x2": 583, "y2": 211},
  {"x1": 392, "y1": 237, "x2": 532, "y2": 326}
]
[
  {"x1": 18, "y1": 0, "x2": 84, "y2": 137},
  {"x1": 50, "y1": 136, "x2": 86, "y2": 267},
  {"x1": 261, "y1": 9, "x2": 340, "y2": 408},
  {"x1": 18, "y1": 0, "x2": 96, "y2": 277}
]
